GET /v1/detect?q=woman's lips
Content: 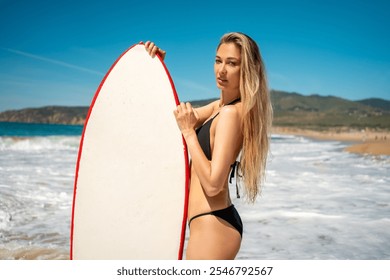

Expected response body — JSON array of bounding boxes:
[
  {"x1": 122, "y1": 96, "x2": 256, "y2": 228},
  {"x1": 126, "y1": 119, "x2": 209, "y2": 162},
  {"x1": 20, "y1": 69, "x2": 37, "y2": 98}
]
[{"x1": 217, "y1": 77, "x2": 227, "y2": 83}]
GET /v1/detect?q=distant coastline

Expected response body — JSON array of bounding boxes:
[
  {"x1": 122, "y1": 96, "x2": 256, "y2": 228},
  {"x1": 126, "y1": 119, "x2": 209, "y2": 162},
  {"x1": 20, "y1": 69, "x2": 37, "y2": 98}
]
[
  {"x1": 1, "y1": 90, "x2": 389, "y2": 155},
  {"x1": 0, "y1": 106, "x2": 88, "y2": 125},
  {"x1": 1, "y1": 90, "x2": 389, "y2": 128}
]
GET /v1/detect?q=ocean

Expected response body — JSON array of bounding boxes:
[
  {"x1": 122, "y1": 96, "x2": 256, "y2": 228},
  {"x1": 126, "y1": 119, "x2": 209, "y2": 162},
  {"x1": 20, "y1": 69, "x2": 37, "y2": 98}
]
[{"x1": 0, "y1": 122, "x2": 389, "y2": 260}]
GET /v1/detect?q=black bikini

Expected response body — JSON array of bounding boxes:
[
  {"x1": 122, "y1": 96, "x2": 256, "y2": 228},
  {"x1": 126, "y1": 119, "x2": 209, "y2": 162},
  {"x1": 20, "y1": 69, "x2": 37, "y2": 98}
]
[
  {"x1": 195, "y1": 98, "x2": 241, "y2": 160},
  {"x1": 189, "y1": 205, "x2": 243, "y2": 237},
  {"x1": 195, "y1": 113, "x2": 215, "y2": 161},
  {"x1": 190, "y1": 98, "x2": 243, "y2": 237}
]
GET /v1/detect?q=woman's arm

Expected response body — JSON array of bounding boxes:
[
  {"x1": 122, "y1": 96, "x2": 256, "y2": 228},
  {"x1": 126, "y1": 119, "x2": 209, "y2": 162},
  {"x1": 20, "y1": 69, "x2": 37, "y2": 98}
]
[
  {"x1": 144, "y1": 42, "x2": 239, "y2": 193},
  {"x1": 175, "y1": 103, "x2": 242, "y2": 197}
]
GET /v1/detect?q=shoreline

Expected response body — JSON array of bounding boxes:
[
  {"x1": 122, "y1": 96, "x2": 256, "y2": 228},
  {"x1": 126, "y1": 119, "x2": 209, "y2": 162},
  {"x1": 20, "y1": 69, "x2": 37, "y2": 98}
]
[{"x1": 272, "y1": 127, "x2": 390, "y2": 156}]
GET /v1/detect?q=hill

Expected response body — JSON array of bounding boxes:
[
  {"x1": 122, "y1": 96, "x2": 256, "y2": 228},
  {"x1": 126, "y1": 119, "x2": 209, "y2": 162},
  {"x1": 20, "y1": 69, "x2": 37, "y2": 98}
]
[
  {"x1": 0, "y1": 91, "x2": 389, "y2": 129},
  {"x1": 356, "y1": 98, "x2": 390, "y2": 111},
  {"x1": 0, "y1": 106, "x2": 88, "y2": 125},
  {"x1": 270, "y1": 90, "x2": 390, "y2": 130}
]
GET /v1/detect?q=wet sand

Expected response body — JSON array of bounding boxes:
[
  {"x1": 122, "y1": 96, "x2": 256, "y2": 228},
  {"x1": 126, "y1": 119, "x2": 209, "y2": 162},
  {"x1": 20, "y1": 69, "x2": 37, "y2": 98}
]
[
  {"x1": 272, "y1": 127, "x2": 390, "y2": 156},
  {"x1": 0, "y1": 247, "x2": 69, "y2": 260}
]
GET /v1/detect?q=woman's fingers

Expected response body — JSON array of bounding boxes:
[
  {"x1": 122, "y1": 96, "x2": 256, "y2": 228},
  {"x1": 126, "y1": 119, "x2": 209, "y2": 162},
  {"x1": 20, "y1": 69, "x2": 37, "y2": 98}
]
[
  {"x1": 144, "y1": 41, "x2": 166, "y2": 59},
  {"x1": 144, "y1": 41, "x2": 155, "y2": 57},
  {"x1": 175, "y1": 102, "x2": 192, "y2": 114},
  {"x1": 185, "y1": 102, "x2": 193, "y2": 112}
]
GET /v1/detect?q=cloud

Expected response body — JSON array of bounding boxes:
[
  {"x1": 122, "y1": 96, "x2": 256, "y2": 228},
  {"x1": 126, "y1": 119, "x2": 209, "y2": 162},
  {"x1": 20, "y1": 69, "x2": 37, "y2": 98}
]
[{"x1": 2, "y1": 48, "x2": 105, "y2": 76}]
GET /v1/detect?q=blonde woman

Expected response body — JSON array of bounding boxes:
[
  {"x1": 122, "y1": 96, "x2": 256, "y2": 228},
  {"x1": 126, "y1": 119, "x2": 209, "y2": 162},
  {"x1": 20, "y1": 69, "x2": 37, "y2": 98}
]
[{"x1": 145, "y1": 32, "x2": 272, "y2": 259}]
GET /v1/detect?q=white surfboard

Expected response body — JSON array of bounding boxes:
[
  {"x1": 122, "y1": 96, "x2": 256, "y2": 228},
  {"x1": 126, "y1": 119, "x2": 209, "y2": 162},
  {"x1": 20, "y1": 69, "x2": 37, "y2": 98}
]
[{"x1": 70, "y1": 44, "x2": 189, "y2": 260}]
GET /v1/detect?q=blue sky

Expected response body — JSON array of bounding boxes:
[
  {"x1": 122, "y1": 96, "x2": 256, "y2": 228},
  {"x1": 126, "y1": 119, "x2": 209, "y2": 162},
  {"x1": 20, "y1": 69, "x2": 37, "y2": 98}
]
[{"x1": 0, "y1": 0, "x2": 389, "y2": 111}]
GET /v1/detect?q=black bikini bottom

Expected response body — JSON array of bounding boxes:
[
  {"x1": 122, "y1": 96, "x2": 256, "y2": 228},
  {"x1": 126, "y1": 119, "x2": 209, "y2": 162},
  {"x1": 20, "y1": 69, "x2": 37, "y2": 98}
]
[{"x1": 188, "y1": 204, "x2": 243, "y2": 237}]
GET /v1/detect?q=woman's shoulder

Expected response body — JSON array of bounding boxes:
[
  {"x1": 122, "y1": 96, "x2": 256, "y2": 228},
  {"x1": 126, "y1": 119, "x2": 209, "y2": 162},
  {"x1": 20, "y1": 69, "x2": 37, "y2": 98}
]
[
  {"x1": 218, "y1": 103, "x2": 242, "y2": 126},
  {"x1": 220, "y1": 101, "x2": 242, "y2": 118}
]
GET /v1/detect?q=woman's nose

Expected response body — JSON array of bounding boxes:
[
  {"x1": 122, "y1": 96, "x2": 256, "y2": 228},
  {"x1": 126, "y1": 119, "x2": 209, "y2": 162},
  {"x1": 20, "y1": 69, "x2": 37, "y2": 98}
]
[{"x1": 218, "y1": 63, "x2": 227, "y2": 74}]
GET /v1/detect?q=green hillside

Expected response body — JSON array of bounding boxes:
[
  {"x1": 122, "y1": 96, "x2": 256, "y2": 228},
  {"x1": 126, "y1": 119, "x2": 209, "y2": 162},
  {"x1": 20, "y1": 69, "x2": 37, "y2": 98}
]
[
  {"x1": 357, "y1": 98, "x2": 390, "y2": 111},
  {"x1": 0, "y1": 106, "x2": 88, "y2": 125},
  {"x1": 270, "y1": 90, "x2": 390, "y2": 129}
]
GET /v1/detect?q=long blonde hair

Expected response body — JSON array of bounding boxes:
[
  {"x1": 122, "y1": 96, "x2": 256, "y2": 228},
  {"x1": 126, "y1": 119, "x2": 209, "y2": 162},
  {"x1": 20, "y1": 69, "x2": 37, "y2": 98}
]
[{"x1": 218, "y1": 32, "x2": 272, "y2": 203}]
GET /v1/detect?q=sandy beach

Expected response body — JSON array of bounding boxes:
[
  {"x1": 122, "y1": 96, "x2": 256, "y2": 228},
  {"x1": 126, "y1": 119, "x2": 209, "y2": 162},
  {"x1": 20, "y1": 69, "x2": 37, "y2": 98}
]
[{"x1": 272, "y1": 127, "x2": 390, "y2": 156}]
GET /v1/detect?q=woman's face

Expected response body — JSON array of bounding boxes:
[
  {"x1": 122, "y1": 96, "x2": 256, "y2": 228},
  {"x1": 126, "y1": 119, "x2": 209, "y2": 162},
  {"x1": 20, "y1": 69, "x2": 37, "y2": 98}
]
[{"x1": 214, "y1": 43, "x2": 241, "y2": 93}]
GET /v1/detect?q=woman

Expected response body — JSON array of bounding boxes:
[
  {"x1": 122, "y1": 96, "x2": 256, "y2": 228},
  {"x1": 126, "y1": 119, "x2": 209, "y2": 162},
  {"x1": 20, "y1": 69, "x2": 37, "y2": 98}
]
[{"x1": 145, "y1": 32, "x2": 272, "y2": 259}]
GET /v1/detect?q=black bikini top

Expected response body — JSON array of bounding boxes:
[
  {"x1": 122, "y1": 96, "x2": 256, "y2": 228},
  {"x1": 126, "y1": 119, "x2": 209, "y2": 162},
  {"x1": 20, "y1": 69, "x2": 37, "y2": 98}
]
[{"x1": 196, "y1": 98, "x2": 241, "y2": 160}]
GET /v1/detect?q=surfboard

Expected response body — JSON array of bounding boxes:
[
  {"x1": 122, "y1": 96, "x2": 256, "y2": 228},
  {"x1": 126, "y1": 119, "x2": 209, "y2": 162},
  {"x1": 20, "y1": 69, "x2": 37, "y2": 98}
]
[{"x1": 70, "y1": 43, "x2": 189, "y2": 260}]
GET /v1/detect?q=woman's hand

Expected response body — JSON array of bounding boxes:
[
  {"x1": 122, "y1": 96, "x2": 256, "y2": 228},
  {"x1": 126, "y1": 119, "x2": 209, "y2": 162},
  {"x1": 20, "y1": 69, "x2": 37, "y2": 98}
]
[
  {"x1": 144, "y1": 41, "x2": 166, "y2": 60},
  {"x1": 173, "y1": 102, "x2": 199, "y2": 139}
]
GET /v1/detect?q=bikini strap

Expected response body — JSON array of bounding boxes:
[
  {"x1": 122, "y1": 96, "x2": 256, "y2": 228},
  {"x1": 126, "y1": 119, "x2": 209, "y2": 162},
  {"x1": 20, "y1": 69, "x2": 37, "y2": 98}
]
[
  {"x1": 188, "y1": 211, "x2": 214, "y2": 226},
  {"x1": 225, "y1": 98, "x2": 241, "y2": 106},
  {"x1": 229, "y1": 161, "x2": 241, "y2": 198}
]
